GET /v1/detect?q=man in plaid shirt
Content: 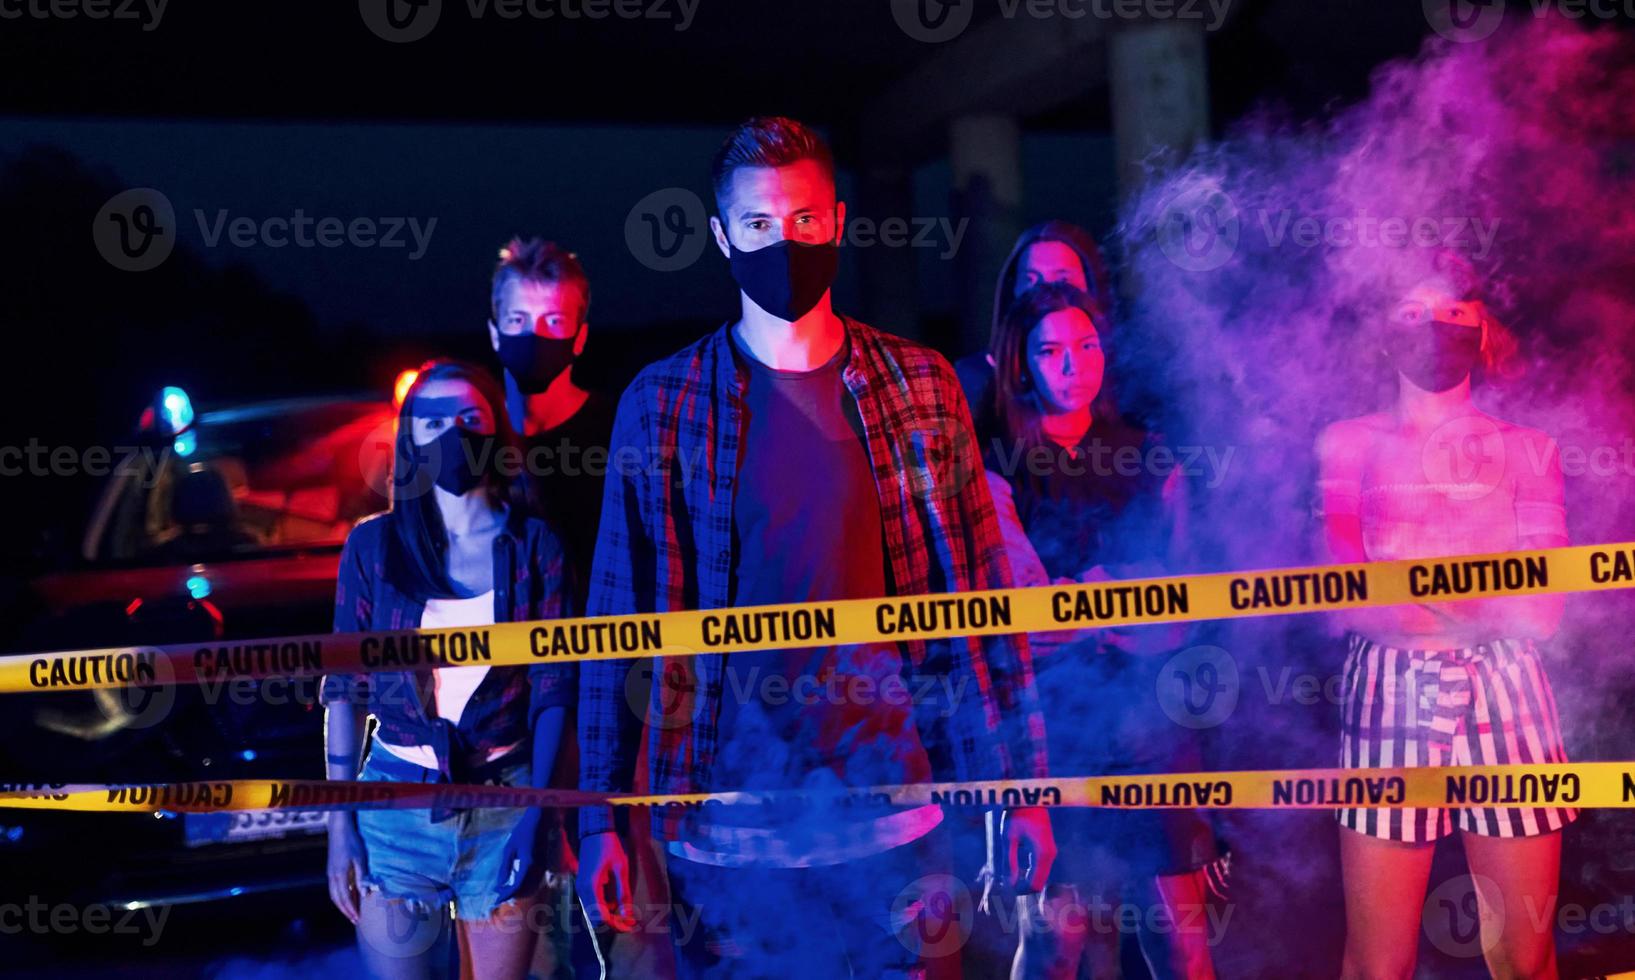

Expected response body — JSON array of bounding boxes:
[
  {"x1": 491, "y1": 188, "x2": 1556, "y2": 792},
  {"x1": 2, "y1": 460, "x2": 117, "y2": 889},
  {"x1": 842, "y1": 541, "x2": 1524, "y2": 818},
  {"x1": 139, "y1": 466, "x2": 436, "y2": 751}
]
[{"x1": 576, "y1": 117, "x2": 1054, "y2": 978}]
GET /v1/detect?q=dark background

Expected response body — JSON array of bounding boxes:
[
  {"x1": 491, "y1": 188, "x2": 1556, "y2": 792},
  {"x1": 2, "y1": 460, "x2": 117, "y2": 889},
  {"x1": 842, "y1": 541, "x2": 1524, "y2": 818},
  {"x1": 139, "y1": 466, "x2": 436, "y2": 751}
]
[
  {"x1": 0, "y1": 0, "x2": 1449, "y2": 573},
  {"x1": 4, "y1": 3, "x2": 1634, "y2": 977}
]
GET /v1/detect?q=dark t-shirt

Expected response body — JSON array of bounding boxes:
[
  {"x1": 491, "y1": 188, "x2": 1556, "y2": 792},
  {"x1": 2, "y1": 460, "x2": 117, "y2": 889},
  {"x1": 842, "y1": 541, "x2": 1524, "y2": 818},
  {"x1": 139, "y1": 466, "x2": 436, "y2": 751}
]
[
  {"x1": 991, "y1": 426, "x2": 1190, "y2": 773},
  {"x1": 522, "y1": 390, "x2": 616, "y2": 611},
  {"x1": 995, "y1": 424, "x2": 1172, "y2": 579},
  {"x1": 707, "y1": 331, "x2": 928, "y2": 801}
]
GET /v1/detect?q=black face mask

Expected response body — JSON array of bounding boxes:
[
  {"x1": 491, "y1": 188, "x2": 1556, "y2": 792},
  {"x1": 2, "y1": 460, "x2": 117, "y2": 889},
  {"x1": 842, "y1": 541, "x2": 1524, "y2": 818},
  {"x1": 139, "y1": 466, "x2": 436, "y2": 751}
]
[
  {"x1": 1388, "y1": 320, "x2": 1483, "y2": 393},
  {"x1": 727, "y1": 238, "x2": 839, "y2": 322},
  {"x1": 496, "y1": 330, "x2": 578, "y2": 394},
  {"x1": 419, "y1": 425, "x2": 492, "y2": 497}
]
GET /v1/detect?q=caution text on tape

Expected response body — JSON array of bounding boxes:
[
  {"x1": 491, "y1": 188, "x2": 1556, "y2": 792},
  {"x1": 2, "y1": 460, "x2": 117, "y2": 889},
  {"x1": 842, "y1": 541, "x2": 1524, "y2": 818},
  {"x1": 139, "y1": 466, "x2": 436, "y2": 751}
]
[
  {"x1": 0, "y1": 761, "x2": 1628, "y2": 814},
  {"x1": 4, "y1": 543, "x2": 1634, "y2": 694}
]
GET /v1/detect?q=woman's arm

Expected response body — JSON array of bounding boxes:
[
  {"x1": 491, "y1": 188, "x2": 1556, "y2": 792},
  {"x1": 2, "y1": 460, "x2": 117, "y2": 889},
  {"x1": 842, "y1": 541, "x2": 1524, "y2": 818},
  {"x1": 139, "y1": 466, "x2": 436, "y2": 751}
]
[
  {"x1": 1315, "y1": 420, "x2": 1446, "y2": 638},
  {"x1": 323, "y1": 525, "x2": 375, "y2": 924},
  {"x1": 1425, "y1": 427, "x2": 1569, "y2": 641},
  {"x1": 984, "y1": 470, "x2": 1079, "y2": 657},
  {"x1": 498, "y1": 522, "x2": 576, "y2": 903},
  {"x1": 490, "y1": 703, "x2": 566, "y2": 903},
  {"x1": 985, "y1": 469, "x2": 1050, "y2": 589},
  {"x1": 324, "y1": 702, "x2": 369, "y2": 781}
]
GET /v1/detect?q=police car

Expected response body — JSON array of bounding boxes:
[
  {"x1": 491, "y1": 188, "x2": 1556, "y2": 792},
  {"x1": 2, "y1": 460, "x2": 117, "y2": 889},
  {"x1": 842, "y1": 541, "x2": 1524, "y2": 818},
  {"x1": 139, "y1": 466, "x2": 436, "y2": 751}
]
[{"x1": 1, "y1": 379, "x2": 408, "y2": 912}]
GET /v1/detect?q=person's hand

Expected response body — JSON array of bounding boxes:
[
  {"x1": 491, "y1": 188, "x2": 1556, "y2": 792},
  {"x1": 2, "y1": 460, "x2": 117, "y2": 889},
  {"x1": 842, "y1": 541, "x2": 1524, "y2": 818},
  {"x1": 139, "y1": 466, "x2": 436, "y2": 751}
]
[
  {"x1": 576, "y1": 830, "x2": 636, "y2": 932},
  {"x1": 1003, "y1": 807, "x2": 1056, "y2": 894},
  {"x1": 1080, "y1": 564, "x2": 1142, "y2": 655},
  {"x1": 1100, "y1": 627, "x2": 1140, "y2": 654},
  {"x1": 1102, "y1": 624, "x2": 1186, "y2": 656},
  {"x1": 1028, "y1": 577, "x2": 1091, "y2": 656},
  {"x1": 493, "y1": 807, "x2": 544, "y2": 904},
  {"x1": 327, "y1": 817, "x2": 368, "y2": 924}
]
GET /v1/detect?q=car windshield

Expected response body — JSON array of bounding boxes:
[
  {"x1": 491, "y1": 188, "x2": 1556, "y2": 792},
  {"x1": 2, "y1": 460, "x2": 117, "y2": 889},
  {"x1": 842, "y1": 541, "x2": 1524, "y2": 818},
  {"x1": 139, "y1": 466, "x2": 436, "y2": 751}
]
[{"x1": 89, "y1": 399, "x2": 394, "y2": 565}]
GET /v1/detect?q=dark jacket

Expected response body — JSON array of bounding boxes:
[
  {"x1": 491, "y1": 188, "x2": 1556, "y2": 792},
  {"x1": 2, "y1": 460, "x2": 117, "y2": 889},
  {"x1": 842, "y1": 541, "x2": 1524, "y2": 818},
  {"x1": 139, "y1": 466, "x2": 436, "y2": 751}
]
[{"x1": 320, "y1": 509, "x2": 575, "y2": 780}]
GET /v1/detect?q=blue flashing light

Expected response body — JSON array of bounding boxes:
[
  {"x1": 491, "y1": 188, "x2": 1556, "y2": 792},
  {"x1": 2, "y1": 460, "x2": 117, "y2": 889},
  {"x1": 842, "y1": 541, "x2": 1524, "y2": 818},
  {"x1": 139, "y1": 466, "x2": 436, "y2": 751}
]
[
  {"x1": 174, "y1": 430, "x2": 197, "y2": 457},
  {"x1": 4, "y1": 826, "x2": 22, "y2": 843},
  {"x1": 239, "y1": 749, "x2": 257, "y2": 762},
  {"x1": 160, "y1": 386, "x2": 194, "y2": 433},
  {"x1": 185, "y1": 574, "x2": 212, "y2": 600}
]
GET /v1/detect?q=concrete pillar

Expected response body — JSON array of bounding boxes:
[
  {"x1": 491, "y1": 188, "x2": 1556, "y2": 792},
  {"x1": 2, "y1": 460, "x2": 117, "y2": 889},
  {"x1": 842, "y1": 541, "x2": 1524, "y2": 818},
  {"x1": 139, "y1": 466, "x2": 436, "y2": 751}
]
[
  {"x1": 1108, "y1": 19, "x2": 1210, "y2": 199},
  {"x1": 949, "y1": 113, "x2": 1024, "y2": 358}
]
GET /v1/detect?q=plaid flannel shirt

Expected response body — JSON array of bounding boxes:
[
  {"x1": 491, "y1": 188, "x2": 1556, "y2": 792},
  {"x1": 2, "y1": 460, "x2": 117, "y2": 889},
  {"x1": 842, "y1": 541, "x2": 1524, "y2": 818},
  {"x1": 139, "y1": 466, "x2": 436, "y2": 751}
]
[
  {"x1": 579, "y1": 317, "x2": 1049, "y2": 839},
  {"x1": 321, "y1": 510, "x2": 575, "y2": 777}
]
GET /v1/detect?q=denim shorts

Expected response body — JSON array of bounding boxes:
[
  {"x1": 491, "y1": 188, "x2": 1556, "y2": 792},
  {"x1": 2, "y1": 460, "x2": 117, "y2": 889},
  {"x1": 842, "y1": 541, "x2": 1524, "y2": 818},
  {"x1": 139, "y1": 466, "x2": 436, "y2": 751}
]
[{"x1": 356, "y1": 742, "x2": 532, "y2": 922}]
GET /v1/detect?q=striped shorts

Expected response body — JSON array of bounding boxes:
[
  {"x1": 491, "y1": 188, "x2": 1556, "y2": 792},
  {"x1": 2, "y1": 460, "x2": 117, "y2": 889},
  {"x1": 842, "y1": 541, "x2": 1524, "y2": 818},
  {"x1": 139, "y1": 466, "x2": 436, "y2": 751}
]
[{"x1": 1337, "y1": 634, "x2": 1577, "y2": 843}]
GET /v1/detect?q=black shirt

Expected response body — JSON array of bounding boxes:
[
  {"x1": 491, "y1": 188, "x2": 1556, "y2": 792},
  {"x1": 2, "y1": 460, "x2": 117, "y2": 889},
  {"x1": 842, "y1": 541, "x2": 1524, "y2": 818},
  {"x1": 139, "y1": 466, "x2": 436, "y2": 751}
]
[
  {"x1": 522, "y1": 389, "x2": 616, "y2": 610},
  {"x1": 708, "y1": 330, "x2": 928, "y2": 797}
]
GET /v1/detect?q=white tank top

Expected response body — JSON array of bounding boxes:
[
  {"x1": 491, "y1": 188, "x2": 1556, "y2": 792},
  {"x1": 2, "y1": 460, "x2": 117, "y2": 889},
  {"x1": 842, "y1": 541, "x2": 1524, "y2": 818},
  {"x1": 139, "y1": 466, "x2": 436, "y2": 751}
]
[{"x1": 376, "y1": 591, "x2": 520, "y2": 769}]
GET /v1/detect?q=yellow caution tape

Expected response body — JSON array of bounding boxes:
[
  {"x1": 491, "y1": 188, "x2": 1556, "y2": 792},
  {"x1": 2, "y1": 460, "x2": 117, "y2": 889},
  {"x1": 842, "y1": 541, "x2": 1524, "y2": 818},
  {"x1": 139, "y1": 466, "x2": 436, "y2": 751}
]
[
  {"x1": 3, "y1": 542, "x2": 1634, "y2": 694},
  {"x1": 0, "y1": 761, "x2": 1624, "y2": 813}
]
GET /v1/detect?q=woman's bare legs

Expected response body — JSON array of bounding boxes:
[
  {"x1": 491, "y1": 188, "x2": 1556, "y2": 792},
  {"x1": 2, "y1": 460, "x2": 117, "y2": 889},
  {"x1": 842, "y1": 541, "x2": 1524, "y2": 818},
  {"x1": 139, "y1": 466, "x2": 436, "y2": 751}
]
[
  {"x1": 457, "y1": 896, "x2": 541, "y2": 980},
  {"x1": 1339, "y1": 828, "x2": 1437, "y2": 980},
  {"x1": 1137, "y1": 869, "x2": 1217, "y2": 980},
  {"x1": 357, "y1": 890, "x2": 454, "y2": 980},
  {"x1": 1462, "y1": 830, "x2": 1562, "y2": 980},
  {"x1": 1011, "y1": 884, "x2": 1118, "y2": 980}
]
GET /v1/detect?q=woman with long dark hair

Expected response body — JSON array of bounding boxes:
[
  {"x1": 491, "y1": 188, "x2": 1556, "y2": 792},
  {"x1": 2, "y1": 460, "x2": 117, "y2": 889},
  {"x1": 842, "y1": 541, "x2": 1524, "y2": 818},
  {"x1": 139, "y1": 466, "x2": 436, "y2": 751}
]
[
  {"x1": 1317, "y1": 259, "x2": 1571, "y2": 979},
  {"x1": 321, "y1": 359, "x2": 575, "y2": 979},
  {"x1": 955, "y1": 219, "x2": 1112, "y2": 443},
  {"x1": 985, "y1": 282, "x2": 1225, "y2": 980}
]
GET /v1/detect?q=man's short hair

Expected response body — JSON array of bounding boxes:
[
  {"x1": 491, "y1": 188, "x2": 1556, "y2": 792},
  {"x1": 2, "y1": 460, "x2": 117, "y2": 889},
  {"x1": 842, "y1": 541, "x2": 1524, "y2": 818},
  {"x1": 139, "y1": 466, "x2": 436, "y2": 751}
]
[
  {"x1": 490, "y1": 237, "x2": 590, "y2": 320},
  {"x1": 709, "y1": 116, "x2": 835, "y2": 217}
]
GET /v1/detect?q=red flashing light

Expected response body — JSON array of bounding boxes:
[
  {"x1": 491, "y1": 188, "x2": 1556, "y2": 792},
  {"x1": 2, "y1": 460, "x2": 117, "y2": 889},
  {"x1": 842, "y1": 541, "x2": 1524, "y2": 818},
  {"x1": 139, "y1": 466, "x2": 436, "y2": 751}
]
[{"x1": 393, "y1": 369, "x2": 420, "y2": 408}]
